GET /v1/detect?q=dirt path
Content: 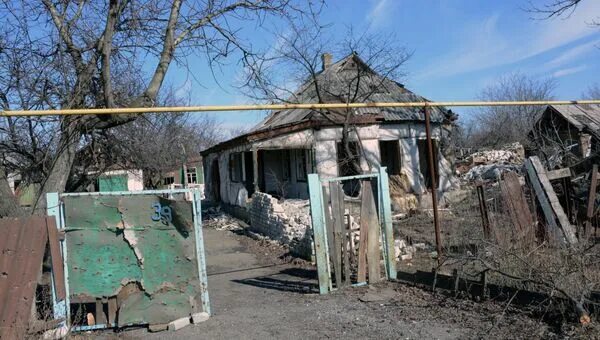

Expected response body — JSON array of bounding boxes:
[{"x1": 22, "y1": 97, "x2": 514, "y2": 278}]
[{"x1": 107, "y1": 226, "x2": 557, "y2": 340}]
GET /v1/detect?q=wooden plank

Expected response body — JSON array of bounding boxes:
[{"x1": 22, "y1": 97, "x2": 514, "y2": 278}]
[
  {"x1": 328, "y1": 182, "x2": 345, "y2": 286},
  {"x1": 585, "y1": 164, "x2": 598, "y2": 237},
  {"x1": 307, "y1": 174, "x2": 331, "y2": 294},
  {"x1": 547, "y1": 167, "x2": 571, "y2": 181},
  {"x1": 378, "y1": 166, "x2": 396, "y2": 280},
  {"x1": 46, "y1": 217, "x2": 66, "y2": 300},
  {"x1": 525, "y1": 158, "x2": 561, "y2": 243},
  {"x1": 476, "y1": 184, "x2": 491, "y2": 240},
  {"x1": 107, "y1": 297, "x2": 117, "y2": 326},
  {"x1": 322, "y1": 186, "x2": 341, "y2": 289},
  {"x1": 500, "y1": 172, "x2": 534, "y2": 245},
  {"x1": 363, "y1": 180, "x2": 382, "y2": 283},
  {"x1": 95, "y1": 299, "x2": 107, "y2": 325},
  {"x1": 357, "y1": 182, "x2": 369, "y2": 283},
  {"x1": 530, "y1": 157, "x2": 578, "y2": 245},
  {"x1": 337, "y1": 185, "x2": 351, "y2": 285}
]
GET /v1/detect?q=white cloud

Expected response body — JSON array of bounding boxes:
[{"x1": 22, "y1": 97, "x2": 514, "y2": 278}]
[
  {"x1": 366, "y1": 0, "x2": 396, "y2": 27},
  {"x1": 544, "y1": 39, "x2": 599, "y2": 68},
  {"x1": 416, "y1": 0, "x2": 600, "y2": 80},
  {"x1": 552, "y1": 64, "x2": 587, "y2": 78}
]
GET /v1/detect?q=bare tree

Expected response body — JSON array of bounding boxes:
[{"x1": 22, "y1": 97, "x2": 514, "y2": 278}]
[
  {"x1": 112, "y1": 112, "x2": 223, "y2": 188},
  {"x1": 241, "y1": 24, "x2": 412, "y2": 176},
  {"x1": 467, "y1": 73, "x2": 556, "y2": 148},
  {"x1": 584, "y1": 83, "x2": 600, "y2": 99},
  {"x1": 527, "y1": 0, "x2": 599, "y2": 26},
  {"x1": 0, "y1": 0, "x2": 322, "y2": 216}
]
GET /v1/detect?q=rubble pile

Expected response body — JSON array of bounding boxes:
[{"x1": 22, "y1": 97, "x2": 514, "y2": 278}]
[
  {"x1": 203, "y1": 206, "x2": 247, "y2": 231},
  {"x1": 250, "y1": 193, "x2": 313, "y2": 259},
  {"x1": 394, "y1": 239, "x2": 429, "y2": 261},
  {"x1": 458, "y1": 143, "x2": 525, "y2": 182}
]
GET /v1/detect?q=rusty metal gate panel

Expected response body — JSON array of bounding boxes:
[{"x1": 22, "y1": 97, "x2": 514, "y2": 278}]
[
  {"x1": 47, "y1": 189, "x2": 210, "y2": 331},
  {"x1": 0, "y1": 216, "x2": 51, "y2": 339}
]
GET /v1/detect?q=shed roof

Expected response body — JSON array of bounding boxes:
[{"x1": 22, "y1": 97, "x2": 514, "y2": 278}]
[{"x1": 543, "y1": 104, "x2": 600, "y2": 138}]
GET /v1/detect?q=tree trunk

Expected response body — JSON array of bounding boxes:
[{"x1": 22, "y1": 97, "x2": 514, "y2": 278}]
[
  {"x1": 32, "y1": 121, "x2": 81, "y2": 214},
  {"x1": 0, "y1": 165, "x2": 24, "y2": 217}
]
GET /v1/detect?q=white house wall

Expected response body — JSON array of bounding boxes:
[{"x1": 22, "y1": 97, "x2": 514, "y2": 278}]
[{"x1": 203, "y1": 122, "x2": 457, "y2": 205}]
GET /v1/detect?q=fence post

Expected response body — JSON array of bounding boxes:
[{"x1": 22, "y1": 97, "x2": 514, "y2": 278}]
[
  {"x1": 308, "y1": 173, "x2": 331, "y2": 294},
  {"x1": 192, "y1": 190, "x2": 211, "y2": 315},
  {"x1": 378, "y1": 167, "x2": 397, "y2": 280},
  {"x1": 46, "y1": 192, "x2": 69, "y2": 324}
]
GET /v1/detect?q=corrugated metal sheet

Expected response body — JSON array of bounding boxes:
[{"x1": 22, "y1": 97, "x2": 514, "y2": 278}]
[
  {"x1": 0, "y1": 216, "x2": 49, "y2": 339},
  {"x1": 250, "y1": 53, "x2": 453, "y2": 132}
]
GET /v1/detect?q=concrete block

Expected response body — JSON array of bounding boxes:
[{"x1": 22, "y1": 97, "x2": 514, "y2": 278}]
[
  {"x1": 149, "y1": 323, "x2": 169, "y2": 332},
  {"x1": 191, "y1": 312, "x2": 210, "y2": 324},
  {"x1": 168, "y1": 317, "x2": 191, "y2": 331}
]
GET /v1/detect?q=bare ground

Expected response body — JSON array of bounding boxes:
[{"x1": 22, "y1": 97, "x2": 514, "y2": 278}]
[{"x1": 83, "y1": 224, "x2": 595, "y2": 340}]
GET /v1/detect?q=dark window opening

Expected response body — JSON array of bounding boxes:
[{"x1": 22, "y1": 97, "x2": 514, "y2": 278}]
[
  {"x1": 229, "y1": 153, "x2": 243, "y2": 182},
  {"x1": 379, "y1": 140, "x2": 401, "y2": 175},
  {"x1": 417, "y1": 139, "x2": 439, "y2": 190},
  {"x1": 244, "y1": 151, "x2": 255, "y2": 196},
  {"x1": 295, "y1": 149, "x2": 308, "y2": 182},
  {"x1": 163, "y1": 176, "x2": 175, "y2": 185},
  {"x1": 186, "y1": 167, "x2": 198, "y2": 184}
]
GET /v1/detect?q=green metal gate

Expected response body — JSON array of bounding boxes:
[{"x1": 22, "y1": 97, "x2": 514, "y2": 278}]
[{"x1": 46, "y1": 188, "x2": 210, "y2": 331}]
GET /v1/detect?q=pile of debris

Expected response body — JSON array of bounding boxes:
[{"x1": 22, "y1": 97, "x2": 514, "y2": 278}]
[
  {"x1": 457, "y1": 143, "x2": 525, "y2": 182},
  {"x1": 250, "y1": 193, "x2": 313, "y2": 259},
  {"x1": 203, "y1": 206, "x2": 248, "y2": 231}
]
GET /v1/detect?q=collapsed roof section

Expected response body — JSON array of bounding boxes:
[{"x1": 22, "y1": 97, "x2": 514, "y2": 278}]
[{"x1": 538, "y1": 104, "x2": 600, "y2": 140}]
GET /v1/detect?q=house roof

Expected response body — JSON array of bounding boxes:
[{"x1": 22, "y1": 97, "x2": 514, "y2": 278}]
[
  {"x1": 202, "y1": 53, "x2": 456, "y2": 155},
  {"x1": 542, "y1": 104, "x2": 600, "y2": 138},
  {"x1": 250, "y1": 53, "x2": 455, "y2": 132}
]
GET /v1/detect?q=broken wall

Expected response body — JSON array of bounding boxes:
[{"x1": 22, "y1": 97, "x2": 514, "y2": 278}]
[{"x1": 249, "y1": 192, "x2": 313, "y2": 259}]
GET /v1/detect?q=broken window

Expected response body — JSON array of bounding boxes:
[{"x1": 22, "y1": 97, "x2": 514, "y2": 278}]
[
  {"x1": 187, "y1": 167, "x2": 198, "y2": 184},
  {"x1": 379, "y1": 140, "x2": 401, "y2": 175},
  {"x1": 229, "y1": 153, "x2": 243, "y2": 182}
]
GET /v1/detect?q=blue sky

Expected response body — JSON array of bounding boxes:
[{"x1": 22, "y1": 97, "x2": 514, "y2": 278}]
[{"x1": 163, "y1": 0, "x2": 600, "y2": 131}]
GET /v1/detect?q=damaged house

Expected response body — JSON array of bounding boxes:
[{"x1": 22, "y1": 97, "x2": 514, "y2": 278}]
[
  {"x1": 530, "y1": 104, "x2": 600, "y2": 169},
  {"x1": 201, "y1": 53, "x2": 458, "y2": 210}
]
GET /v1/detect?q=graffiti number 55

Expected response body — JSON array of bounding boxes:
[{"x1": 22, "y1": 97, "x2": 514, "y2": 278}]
[{"x1": 151, "y1": 203, "x2": 173, "y2": 224}]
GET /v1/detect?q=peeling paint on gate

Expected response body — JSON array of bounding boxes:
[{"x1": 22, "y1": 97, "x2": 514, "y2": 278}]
[{"x1": 62, "y1": 193, "x2": 206, "y2": 326}]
